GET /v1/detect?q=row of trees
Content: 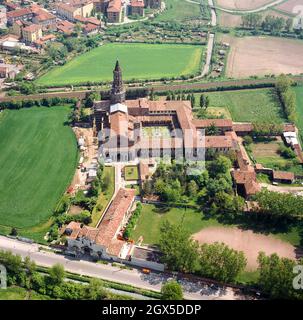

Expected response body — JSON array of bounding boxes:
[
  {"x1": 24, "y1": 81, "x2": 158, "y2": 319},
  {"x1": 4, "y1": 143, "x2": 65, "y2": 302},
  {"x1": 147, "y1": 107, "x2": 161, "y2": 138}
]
[
  {"x1": 166, "y1": 92, "x2": 196, "y2": 108},
  {"x1": 275, "y1": 75, "x2": 297, "y2": 122},
  {"x1": 159, "y1": 223, "x2": 303, "y2": 299},
  {"x1": 255, "y1": 189, "x2": 303, "y2": 220},
  {"x1": 241, "y1": 13, "x2": 293, "y2": 33},
  {"x1": 159, "y1": 221, "x2": 247, "y2": 283},
  {"x1": 123, "y1": 202, "x2": 142, "y2": 240},
  {"x1": 252, "y1": 121, "x2": 283, "y2": 137},
  {"x1": 0, "y1": 250, "x2": 118, "y2": 300}
]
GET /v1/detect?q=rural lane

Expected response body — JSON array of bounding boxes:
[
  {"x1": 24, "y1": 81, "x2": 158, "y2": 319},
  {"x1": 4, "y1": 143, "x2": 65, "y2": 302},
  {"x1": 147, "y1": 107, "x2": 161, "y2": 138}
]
[{"x1": 0, "y1": 236, "x2": 248, "y2": 300}]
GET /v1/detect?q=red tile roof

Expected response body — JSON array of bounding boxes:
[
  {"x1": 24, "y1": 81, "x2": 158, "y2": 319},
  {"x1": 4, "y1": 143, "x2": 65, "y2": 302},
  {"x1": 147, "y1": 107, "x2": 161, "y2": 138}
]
[
  {"x1": 273, "y1": 171, "x2": 295, "y2": 181},
  {"x1": 7, "y1": 7, "x2": 32, "y2": 19},
  {"x1": 193, "y1": 119, "x2": 233, "y2": 129},
  {"x1": 205, "y1": 136, "x2": 233, "y2": 148},
  {"x1": 107, "y1": 0, "x2": 122, "y2": 12},
  {"x1": 23, "y1": 24, "x2": 41, "y2": 33},
  {"x1": 131, "y1": 0, "x2": 145, "y2": 7}
]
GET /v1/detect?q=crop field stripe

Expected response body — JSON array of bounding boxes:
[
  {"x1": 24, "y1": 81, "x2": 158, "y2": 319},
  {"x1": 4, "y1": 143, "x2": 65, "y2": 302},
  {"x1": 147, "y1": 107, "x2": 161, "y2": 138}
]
[
  {"x1": 0, "y1": 106, "x2": 78, "y2": 228},
  {"x1": 36, "y1": 43, "x2": 204, "y2": 86}
]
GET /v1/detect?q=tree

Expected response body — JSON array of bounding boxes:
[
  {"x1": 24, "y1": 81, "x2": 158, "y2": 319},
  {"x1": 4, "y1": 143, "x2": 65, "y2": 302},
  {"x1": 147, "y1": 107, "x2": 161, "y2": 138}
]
[
  {"x1": 49, "y1": 264, "x2": 65, "y2": 285},
  {"x1": 199, "y1": 242, "x2": 247, "y2": 283},
  {"x1": 85, "y1": 279, "x2": 107, "y2": 300},
  {"x1": 161, "y1": 280, "x2": 183, "y2": 300},
  {"x1": 204, "y1": 96, "x2": 210, "y2": 109},
  {"x1": 199, "y1": 94, "x2": 205, "y2": 108},
  {"x1": 255, "y1": 189, "x2": 303, "y2": 219},
  {"x1": 187, "y1": 180, "x2": 198, "y2": 197},
  {"x1": 208, "y1": 155, "x2": 232, "y2": 177},
  {"x1": 190, "y1": 94, "x2": 195, "y2": 108},
  {"x1": 205, "y1": 123, "x2": 219, "y2": 136},
  {"x1": 10, "y1": 227, "x2": 18, "y2": 236},
  {"x1": 243, "y1": 135, "x2": 253, "y2": 146},
  {"x1": 159, "y1": 221, "x2": 199, "y2": 273},
  {"x1": 258, "y1": 252, "x2": 303, "y2": 300},
  {"x1": 84, "y1": 92, "x2": 98, "y2": 108}
]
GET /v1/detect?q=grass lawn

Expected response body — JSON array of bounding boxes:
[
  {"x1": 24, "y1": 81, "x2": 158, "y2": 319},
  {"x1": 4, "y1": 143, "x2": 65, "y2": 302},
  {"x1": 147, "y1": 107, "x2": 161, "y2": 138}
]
[
  {"x1": 131, "y1": 204, "x2": 227, "y2": 245},
  {"x1": 0, "y1": 287, "x2": 51, "y2": 300},
  {"x1": 194, "y1": 88, "x2": 285, "y2": 123},
  {"x1": 90, "y1": 166, "x2": 115, "y2": 227},
  {"x1": 36, "y1": 43, "x2": 203, "y2": 86},
  {"x1": 154, "y1": 0, "x2": 202, "y2": 22},
  {"x1": 0, "y1": 106, "x2": 78, "y2": 232},
  {"x1": 124, "y1": 165, "x2": 139, "y2": 181}
]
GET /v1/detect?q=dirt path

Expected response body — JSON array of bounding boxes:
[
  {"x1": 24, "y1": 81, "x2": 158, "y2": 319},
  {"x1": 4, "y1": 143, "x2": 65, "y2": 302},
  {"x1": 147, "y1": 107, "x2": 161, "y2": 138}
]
[
  {"x1": 192, "y1": 226, "x2": 296, "y2": 270},
  {"x1": 260, "y1": 183, "x2": 303, "y2": 194}
]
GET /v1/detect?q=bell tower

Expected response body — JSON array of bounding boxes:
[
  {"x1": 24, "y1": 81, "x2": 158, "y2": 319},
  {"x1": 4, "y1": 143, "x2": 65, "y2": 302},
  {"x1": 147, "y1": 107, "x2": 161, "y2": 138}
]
[{"x1": 110, "y1": 60, "x2": 126, "y2": 104}]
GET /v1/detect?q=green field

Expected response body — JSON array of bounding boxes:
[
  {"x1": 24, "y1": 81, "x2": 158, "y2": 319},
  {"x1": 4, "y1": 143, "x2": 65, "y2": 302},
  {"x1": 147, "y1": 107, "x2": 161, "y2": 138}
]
[
  {"x1": 37, "y1": 43, "x2": 203, "y2": 86},
  {"x1": 0, "y1": 287, "x2": 51, "y2": 300},
  {"x1": 154, "y1": 0, "x2": 202, "y2": 22},
  {"x1": 195, "y1": 88, "x2": 285, "y2": 123},
  {"x1": 132, "y1": 204, "x2": 225, "y2": 245},
  {"x1": 0, "y1": 106, "x2": 78, "y2": 230}
]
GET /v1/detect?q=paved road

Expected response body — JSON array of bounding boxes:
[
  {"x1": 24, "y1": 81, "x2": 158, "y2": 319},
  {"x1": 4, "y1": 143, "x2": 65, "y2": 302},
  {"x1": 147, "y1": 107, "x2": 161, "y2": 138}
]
[
  {"x1": 0, "y1": 236, "x2": 248, "y2": 300},
  {"x1": 214, "y1": 0, "x2": 285, "y2": 14}
]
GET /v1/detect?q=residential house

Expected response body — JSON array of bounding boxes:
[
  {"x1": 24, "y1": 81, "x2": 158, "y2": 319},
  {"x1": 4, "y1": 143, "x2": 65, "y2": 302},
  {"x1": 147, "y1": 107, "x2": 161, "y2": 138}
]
[
  {"x1": 6, "y1": 7, "x2": 33, "y2": 24},
  {"x1": 0, "y1": 5, "x2": 7, "y2": 28},
  {"x1": 55, "y1": 0, "x2": 94, "y2": 21},
  {"x1": 129, "y1": 0, "x2": 144, "y2": 16},
  {"x1": 107, "y1": 0, "x2": 122, "y2": 23},
  {"x1": 22, "y1": 24, "x2": 42, "y2": 44}
]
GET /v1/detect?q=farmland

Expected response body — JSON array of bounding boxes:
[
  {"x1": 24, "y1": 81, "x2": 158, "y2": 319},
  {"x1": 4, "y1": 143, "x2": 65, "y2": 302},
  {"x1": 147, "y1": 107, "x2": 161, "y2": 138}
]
[
  {"x1": 218, "y1": 9, "x2": 289, "y2": 28},
  {"x1": 194, "y1": 88, "x2": 285, "y2": 123},
  {"x1": 275, "y1": 0, "x2": 302, "y2": 15},
  {"x1": 36, "y1": 43, "x2": 204, "y2": 86},
  {"x1": 0, "y1": 106, "x2": 78, "y2": 230},
  {"x1": 216, "y1": 0, "x2": 274, "y2": 10},
  {"x1": 222, "y1": 35, "x2": 303, "y2": 78}
]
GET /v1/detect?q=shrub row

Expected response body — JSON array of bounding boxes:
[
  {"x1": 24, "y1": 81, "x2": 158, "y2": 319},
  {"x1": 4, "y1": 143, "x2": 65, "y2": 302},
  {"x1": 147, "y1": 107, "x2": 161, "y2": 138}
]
[{"x1": 123, "y1": 202, "x2": 142, "y2": 240}]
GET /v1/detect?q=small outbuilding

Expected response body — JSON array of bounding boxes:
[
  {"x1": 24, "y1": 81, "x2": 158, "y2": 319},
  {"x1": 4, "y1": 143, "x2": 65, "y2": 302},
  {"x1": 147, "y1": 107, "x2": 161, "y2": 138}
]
[{"x1": 272, "y1": 171, "x2": 295, "y2": 184}]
